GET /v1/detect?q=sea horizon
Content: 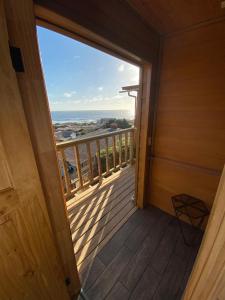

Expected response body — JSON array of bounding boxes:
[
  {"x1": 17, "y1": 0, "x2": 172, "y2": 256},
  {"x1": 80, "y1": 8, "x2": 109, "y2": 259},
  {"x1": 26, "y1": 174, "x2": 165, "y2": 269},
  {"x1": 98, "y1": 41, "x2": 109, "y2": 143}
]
[{"x1": 51, "y1": 109, "x2": 134, "y2": 124}]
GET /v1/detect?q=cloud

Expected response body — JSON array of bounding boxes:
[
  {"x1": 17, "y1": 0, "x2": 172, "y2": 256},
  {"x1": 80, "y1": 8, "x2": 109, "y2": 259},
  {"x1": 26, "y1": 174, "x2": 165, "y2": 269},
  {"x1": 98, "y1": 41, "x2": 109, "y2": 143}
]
[
  {"x1": 112, "y1": 94, "x2": 123, "y2": 100},
  {"x1": 51, "y1": 99, "x2": 80, "y2": 105},
  {"x1": 98, "y1": 86, "x2": 103, "y2": 91},
  {"x1": 83, "y1": 94, "x2": 125, "y2": 104},
  {"x1": 67, "y1": 100, "x2": 81, "y2": 104},
  {"x1": 87, "y1": 96, "x2": 104, "y2": 103},
  {"x1": 63, "y1": 91, "x2": 76, "y2": 98},
  {"x1": 73, "y1": 55, "x2": 80, "y2": 59},
  {"x1": 118, "y1": 64, "x2": 125, "y2": 72}
]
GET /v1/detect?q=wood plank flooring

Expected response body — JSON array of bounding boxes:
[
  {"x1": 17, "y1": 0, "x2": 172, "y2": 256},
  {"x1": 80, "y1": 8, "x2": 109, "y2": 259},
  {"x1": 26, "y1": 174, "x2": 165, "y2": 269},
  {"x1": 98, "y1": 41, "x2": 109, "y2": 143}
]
[
  {"x1": 67, "y1": 166, "x2": 136, "y2": 269},
  {"x1": 78, "y1": 206, "x2": 203, "y2": 300}
]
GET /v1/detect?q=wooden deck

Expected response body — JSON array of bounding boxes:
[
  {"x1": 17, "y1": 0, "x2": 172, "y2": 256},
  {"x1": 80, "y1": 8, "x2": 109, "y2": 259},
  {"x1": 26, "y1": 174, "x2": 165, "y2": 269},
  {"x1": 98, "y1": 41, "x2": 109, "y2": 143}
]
[
  {"x1": 78, "y1": 206, "x2": 203, "y2": 300},
  {"x1": 67, "y1": 165, "x2": 136, "y2": 269}
]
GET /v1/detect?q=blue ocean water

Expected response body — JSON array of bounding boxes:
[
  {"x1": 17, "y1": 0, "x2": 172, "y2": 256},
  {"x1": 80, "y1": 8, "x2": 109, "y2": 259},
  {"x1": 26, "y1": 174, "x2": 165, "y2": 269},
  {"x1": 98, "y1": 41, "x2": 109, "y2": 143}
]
[{"x1": 51, "y1": 110, "x2": 134, "y2": 124}]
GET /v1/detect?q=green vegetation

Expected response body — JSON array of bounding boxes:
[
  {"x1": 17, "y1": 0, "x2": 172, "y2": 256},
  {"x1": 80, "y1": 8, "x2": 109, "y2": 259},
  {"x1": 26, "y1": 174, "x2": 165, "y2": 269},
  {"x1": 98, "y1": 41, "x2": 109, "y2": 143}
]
[{"x1": 103, "y1": 118, "x2": 131, "y2": 129}]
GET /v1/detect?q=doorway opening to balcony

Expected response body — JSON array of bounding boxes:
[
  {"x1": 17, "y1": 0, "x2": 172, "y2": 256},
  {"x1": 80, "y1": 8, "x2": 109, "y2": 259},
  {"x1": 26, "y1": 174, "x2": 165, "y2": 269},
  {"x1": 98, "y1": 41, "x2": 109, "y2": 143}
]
[
  {"x1": 37, "y1": 26, "x2": 140, "y2": 270},
  {"x1": 35, "y1": 21, "x2": 204, "y2": 299}
]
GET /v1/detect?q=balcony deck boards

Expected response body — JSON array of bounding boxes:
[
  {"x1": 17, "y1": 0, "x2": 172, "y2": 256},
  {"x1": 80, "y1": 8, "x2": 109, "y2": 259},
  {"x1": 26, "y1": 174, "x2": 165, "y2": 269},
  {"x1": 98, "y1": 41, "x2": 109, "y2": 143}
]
[
  {"x1": 78, "y1": 206, "x2": 203, "y2": 300},
  {"x1": 67, "y1": 166, "x2": 136, "y2": 268}
]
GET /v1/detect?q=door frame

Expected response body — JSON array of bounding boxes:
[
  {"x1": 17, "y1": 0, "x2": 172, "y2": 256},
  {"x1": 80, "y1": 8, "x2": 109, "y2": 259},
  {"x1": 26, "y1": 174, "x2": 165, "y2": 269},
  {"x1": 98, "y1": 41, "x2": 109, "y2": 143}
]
[
  {"x1": 35, "y1": 5, "x2": 153, "y2": 208},
  {"x1": 34, "y1": 8, "x2": 225, "y2": 299},
  {"x1": 6, "y1": 1, "x2": 225, "y2": 299},
  {"x1": 5, "y1": 1, "x2": 154, "y2": 298},
  {"x1": 1, "y1": 1, "x2": 71, "y2": 299},
  {"x1": 4, "y1": 1, "x2": 81, "y2": 297}
]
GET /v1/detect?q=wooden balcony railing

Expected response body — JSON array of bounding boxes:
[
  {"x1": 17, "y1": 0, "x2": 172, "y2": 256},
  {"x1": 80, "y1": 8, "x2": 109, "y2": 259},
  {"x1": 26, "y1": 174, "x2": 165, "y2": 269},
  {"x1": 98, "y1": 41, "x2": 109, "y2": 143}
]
[{"x1": 56, "y1": 128, "x2": 135, "y2": 199}]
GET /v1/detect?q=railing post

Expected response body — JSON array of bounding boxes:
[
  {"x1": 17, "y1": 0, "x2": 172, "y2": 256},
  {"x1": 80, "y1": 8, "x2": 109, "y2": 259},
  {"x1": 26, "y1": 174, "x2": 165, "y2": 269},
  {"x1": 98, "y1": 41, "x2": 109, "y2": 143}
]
[
  {"x1": 129, "y1": 130, "x2": 134, "y2": 165},
  {"x1": 119, "y1": 134, "x2": 122, "y2": 167},
  {"x1": 112, "y1": 135, "x2": 117, "y2": 171},
  {"x1": 56, "y1": 128, "x2": 135, "y2": 198},
  {"x1": 125, "y1": 132, "x2": 128, "y2": 165},
  {"x1": 60, "y1": 149, "x2": 71, "y2": 196},
  {"x1": 86, "y1": 142, "x2": 93, "y2": 183},
  {"x1": 74, "y1": 145, "x2": 83, "y2": 188},
  {"x1": 96, "y1": 139, "x2": 102, "y2": 178},
  {"x1": 105, "y1": 137, "x2": 110, "y2": 176}
]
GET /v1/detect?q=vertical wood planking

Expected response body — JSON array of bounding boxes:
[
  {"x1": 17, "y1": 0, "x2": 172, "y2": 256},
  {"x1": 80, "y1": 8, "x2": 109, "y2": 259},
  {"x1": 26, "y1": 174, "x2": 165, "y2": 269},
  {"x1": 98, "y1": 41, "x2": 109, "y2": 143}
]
[
  {"x1": 86, "y1": 142, "x2": 93, "y2": 183},
  {"x1": 96, "y1": 140, "x2": 102, "y2": 177},
  {"x1": 74, "y1": 145, "x2": 83, "y2": 188},
  {"x1": 61, "y1": 150, "x2": 71, "y2": 195}
]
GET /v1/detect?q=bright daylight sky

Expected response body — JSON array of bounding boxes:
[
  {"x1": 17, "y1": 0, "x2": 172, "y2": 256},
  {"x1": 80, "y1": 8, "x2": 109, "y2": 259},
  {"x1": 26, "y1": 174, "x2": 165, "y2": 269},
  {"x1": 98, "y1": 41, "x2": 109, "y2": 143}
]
[{"x1": 37, "y1": 26, "x2": 139, "y2": 112}]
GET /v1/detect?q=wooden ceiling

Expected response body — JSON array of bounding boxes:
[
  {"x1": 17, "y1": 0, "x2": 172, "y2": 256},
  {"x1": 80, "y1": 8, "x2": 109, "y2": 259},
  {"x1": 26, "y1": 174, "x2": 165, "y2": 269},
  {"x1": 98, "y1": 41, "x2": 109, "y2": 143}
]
[{"x1": 127, "y1": 0, "x2": 225, "y2": 34}]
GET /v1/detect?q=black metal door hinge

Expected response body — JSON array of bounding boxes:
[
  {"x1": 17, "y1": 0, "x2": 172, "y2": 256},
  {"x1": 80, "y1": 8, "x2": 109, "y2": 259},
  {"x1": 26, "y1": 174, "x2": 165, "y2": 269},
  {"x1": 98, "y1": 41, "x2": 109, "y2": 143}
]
[{"x1": 9, "y1": 45, "x2": 24, "y2": 72}]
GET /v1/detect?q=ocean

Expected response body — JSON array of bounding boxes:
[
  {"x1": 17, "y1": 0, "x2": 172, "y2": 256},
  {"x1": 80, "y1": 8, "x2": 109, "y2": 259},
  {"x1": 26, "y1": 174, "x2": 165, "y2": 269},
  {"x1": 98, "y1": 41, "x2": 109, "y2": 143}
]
[{"x1": 51, "y1": 110, "x2": 134, "y2": 124}]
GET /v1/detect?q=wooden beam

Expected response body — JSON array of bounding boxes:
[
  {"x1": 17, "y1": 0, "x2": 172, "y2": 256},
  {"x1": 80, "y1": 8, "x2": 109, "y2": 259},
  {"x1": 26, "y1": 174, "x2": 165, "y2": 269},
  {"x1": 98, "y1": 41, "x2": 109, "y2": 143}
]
[
  {"x1": 135, "y1": 64, "x2": 152, "y2": 208},
  {"x1": 34, "y1": 0, "x2": 159, "y2": 63}
]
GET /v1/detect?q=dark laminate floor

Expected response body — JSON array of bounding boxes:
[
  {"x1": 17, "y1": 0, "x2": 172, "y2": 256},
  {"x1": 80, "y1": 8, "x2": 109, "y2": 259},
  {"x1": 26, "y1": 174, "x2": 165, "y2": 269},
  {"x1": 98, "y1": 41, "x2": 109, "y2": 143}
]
[{"x1": 78, "y1": 205, "x2": 203, "y2": 300}]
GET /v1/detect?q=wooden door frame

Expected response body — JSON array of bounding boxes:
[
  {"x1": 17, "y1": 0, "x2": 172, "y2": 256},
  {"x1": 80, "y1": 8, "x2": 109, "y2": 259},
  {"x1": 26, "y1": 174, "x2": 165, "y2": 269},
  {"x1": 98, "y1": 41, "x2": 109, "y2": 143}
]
[
  {"x1": 34, "y1": 4, "x2": 225, "y2": 300},
  {"x1": 4, "y1": 1, "x2": 80, "y2": 298},
  {"x1": 5, "y1": 1, "x2": 153, "y2": 298},
  {"x1": 5, "y1": 1, "x2": 225, "y2": 299},
  {"x1": 34, "y1": 5, "x2": 153, "y2": 208},
  {"x1": 1, "y1": 1, "x2": 71, "y2": 299}
]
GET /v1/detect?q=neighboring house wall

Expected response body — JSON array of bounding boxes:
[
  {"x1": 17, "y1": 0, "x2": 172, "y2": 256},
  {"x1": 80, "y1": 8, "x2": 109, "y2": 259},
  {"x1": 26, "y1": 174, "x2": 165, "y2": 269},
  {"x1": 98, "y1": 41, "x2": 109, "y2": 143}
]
[{"x1": 149, "y1": 20, "x2": 225, "y2": 217}]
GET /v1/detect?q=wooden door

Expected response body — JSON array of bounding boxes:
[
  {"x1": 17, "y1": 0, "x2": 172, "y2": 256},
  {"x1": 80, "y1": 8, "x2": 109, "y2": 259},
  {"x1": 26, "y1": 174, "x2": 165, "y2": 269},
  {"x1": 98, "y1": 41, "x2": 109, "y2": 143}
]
[{"x1": 0, "y1": 2, "x2": 70, "y2": 299}]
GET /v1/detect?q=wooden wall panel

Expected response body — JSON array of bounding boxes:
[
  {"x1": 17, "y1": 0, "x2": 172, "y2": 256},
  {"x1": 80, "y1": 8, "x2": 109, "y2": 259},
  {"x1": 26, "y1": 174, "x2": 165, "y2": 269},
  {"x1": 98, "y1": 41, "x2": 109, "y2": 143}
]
[
  {"x1": 150, "y1": 158, "x2": 220, "y2": 216},
  {"x1": 183, "y1": 166, "x2": 225, "y2": 299},
  {"x1": 127, "y1": 0, "x2": 225, "y2": 34},
  {"x1": 149, "y1": 20, "x2": 225, "y2": 215}
]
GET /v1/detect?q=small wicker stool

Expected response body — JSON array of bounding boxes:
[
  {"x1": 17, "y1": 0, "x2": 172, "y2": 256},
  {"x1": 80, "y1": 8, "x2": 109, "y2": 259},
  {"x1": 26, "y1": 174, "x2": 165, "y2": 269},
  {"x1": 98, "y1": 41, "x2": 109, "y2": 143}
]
[{"x1": 171, "y1": 194, "x2": 209, "y2": 246}]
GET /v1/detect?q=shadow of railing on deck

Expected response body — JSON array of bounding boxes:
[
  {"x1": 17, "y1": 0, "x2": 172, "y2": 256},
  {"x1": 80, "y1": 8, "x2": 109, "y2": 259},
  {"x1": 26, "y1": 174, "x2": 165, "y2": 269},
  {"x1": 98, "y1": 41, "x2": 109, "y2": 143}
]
[{"x1": 68, "y1": 166, "x2": 135, "y2": 269}]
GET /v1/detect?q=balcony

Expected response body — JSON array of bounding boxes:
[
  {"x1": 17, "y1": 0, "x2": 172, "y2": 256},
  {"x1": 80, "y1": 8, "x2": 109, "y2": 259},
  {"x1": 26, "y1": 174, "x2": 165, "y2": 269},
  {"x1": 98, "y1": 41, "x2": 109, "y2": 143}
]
[
  {"x1": 56, "y1": 128, "x2": 203, "y2": 299},
  {"x1": 56, "y1": 128, "x2": 136, "y2": 268}
]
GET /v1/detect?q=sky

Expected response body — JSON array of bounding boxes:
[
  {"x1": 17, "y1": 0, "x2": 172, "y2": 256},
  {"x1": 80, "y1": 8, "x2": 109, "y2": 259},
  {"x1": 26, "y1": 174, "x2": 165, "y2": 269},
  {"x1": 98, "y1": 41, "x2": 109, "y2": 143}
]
[{"x1": 37, "y1": 26, "x2": 140, "y2": 112}]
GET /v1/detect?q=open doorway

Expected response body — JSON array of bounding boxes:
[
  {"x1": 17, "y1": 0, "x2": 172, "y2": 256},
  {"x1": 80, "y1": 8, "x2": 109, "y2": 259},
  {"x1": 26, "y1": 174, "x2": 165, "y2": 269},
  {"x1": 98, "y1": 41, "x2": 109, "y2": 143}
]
[
  {"x1": 35, "y1": 21, "x2": 209, "y2": 299},
  {"x1": 37, "y1": 26, "x2": 141, "y2": 271},
  {"x1": 36, "y1": 24, "x2": 204, "y2": 300}
]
